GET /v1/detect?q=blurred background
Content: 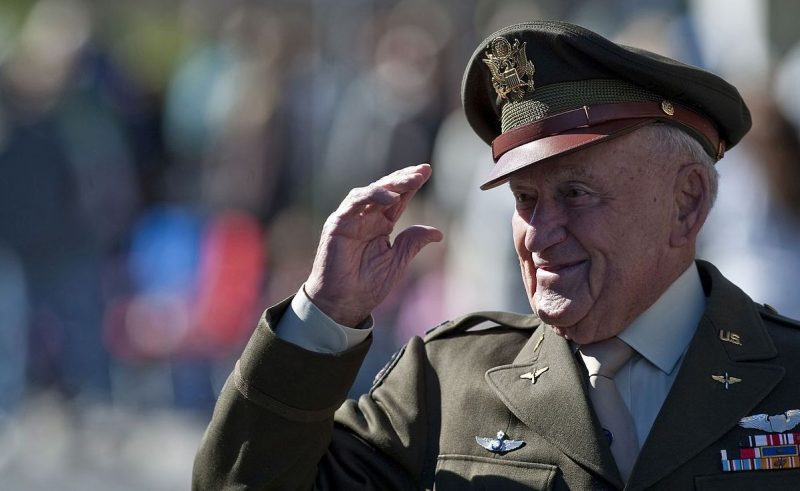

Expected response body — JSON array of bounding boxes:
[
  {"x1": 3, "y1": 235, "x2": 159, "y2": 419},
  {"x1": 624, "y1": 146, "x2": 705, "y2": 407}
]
[{"x1": 0, "y1": 0, "x2": 799, "y2": 488}]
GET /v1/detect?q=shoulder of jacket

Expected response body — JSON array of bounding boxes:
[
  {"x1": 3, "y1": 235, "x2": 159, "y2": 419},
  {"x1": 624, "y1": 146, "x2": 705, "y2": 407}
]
[
  {"x1": 758, "y1": 303, "x2": 800, "y2": 330},
  {"x1": 371, "y1": 311, "x2": 540, "y2": 390},
  {"x1": 423, "y1": 310, "x2": 542, "y2": 343}
]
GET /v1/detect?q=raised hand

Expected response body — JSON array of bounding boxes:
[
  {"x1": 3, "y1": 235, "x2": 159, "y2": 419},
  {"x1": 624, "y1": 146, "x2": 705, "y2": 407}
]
[{"x1": 304, "y1": 164, "x2": 443, "y2": 327}]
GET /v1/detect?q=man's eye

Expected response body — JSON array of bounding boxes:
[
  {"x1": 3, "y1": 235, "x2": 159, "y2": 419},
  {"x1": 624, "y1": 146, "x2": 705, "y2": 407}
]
[
  {"x1": 564, "y1": 188, "x2": 588, "y2": 199},
  {"x1": 515, "y1": 192, "x2": 533, "y2": 204}
]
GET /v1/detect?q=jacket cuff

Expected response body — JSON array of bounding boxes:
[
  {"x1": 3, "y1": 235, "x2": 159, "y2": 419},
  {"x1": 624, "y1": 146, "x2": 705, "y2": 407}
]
[{"x1": 234, "y1": 296, "x2": 372, "y2": 422}]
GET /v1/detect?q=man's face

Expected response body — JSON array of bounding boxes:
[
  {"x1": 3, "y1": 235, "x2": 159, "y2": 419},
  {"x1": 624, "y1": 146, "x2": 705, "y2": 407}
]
[{"x1": 509, "y1": 130, "x2": 678, "y2": 344}]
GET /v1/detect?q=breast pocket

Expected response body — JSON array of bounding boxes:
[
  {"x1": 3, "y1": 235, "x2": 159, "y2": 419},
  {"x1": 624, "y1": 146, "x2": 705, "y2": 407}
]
[
  {"x1": 434, "y1": 454, "x2": 557, "y2": 490},
  {"x1": 695, "y1": 469, "x2": 800, "y2": 490}
]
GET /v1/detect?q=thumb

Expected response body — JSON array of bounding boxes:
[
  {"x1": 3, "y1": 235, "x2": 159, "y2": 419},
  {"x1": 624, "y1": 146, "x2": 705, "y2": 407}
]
[{"x1": 392, "y1": 225, "x2": 444, "y2": 268}]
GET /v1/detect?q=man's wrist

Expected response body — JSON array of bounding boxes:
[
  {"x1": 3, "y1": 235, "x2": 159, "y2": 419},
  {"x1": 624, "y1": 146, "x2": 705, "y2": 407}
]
[{"x1": 273, "y1": 286, "x2": 373, "y2": 353}]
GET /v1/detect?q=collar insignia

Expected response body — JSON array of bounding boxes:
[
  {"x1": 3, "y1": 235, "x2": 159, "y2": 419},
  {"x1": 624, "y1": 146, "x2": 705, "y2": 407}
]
[
  {"x1": 482, "y1": 37, "x2": 535, "y2": 101},
  {"x1": 711, "y1": 372, "x2": 741, "y2": 389},
  {"x1": 475, "y1": 431, "x2": 525, "y2": 454},
  {"x1": 520, "y1": 366, "x2": 549, "y2": 384}
]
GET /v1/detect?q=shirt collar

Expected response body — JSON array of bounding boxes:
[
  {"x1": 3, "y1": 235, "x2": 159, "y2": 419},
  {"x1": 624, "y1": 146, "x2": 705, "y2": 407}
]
[{"x1": 617, "y1": 262, "x2": 706, "y2": 374}]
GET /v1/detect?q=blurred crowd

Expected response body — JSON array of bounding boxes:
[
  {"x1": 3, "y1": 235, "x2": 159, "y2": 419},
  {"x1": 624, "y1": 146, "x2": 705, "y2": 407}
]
[{"x1": 0, "y1": 0, "x2": 799, "y2": 488}]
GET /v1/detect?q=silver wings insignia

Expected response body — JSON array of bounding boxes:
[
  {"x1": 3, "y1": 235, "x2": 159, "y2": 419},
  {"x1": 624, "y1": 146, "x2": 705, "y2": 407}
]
[
  {"x1": 475, "y1": 431, "x2": 525, "y2": 454},
  {"x1": 739, "y1": 410, "x2": 800, "y2": 433}
]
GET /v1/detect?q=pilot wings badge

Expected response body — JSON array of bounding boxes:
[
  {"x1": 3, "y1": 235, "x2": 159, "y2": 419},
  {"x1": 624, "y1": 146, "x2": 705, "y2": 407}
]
[
  {"x1": 739, "y1": 410, "x2": 800, "y2": 433},
  {"x1": 482, "y1": 37, "x2": 535, "y2": 101},
  {"x1": 475, "y1": 431, "x2": 525, "y2": 454}
]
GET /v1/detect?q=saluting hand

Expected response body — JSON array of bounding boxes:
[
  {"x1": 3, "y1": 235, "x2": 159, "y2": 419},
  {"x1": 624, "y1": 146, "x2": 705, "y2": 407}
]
[{"x1": 304, "y1": 164, "x2": 443, "y2": 327}]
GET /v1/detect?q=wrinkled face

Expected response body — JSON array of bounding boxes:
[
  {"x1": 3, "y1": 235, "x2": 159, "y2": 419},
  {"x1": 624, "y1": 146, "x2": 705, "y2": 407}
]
[{"x1": 509, "y1": 130, "x2": 678, "y2": 344}]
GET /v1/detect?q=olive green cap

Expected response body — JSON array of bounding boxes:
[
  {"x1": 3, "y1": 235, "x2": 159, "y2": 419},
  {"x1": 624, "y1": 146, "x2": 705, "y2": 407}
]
[{"x1": 461, "y1": 20, "x2": 752, "y2": 190}]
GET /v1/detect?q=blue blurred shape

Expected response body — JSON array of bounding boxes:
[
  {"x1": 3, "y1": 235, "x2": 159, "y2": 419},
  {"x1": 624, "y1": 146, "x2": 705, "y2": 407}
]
[{"x1": 129, "y1": 206, "x2": 202, "y2": 295}]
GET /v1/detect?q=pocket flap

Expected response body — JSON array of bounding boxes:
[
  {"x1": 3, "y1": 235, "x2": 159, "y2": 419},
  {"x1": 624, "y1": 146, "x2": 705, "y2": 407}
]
[
  {"x1": 695, "y1": 469, "x2": 800, "y2": 491},
  {"x1": 434, "y1": 454, "x2": 556, "y2": 490}
]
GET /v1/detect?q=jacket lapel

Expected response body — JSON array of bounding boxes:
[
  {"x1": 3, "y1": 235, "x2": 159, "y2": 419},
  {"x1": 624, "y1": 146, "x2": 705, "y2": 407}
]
[
  {"x1": 486, "y1": 325, "x2": 623, "y2": 489},
  {"x1": 627, "y1": 262, "x2": 785, "y2": 490}
]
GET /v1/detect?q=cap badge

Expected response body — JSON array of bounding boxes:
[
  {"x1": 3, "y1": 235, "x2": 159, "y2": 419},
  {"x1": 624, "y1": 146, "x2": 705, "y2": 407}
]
[{"x1": 482, "y1": 37, "x2": 535, "y2": 101}]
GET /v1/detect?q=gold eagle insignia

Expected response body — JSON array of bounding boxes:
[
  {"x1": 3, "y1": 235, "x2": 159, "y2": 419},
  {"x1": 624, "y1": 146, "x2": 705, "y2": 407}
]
[{"x1": 482, "y1": 37, "x2": 535, "y2": 101}]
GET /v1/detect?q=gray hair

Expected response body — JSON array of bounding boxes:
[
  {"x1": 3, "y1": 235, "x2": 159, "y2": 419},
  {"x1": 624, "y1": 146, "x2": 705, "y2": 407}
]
[{"x1": 639, "y1": 123, "x2": 720, "y2": 207}]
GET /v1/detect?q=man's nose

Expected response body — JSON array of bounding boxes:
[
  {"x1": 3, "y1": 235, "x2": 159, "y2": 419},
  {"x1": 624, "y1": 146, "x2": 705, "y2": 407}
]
[{"x1": 524, "y1": 200, "x2": 567, "y2": 253}]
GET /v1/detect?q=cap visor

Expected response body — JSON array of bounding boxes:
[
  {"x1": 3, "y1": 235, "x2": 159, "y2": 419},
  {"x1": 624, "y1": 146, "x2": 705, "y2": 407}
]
[{"x1": 480, "y1": 119, "x2": 654, "y2": 190}]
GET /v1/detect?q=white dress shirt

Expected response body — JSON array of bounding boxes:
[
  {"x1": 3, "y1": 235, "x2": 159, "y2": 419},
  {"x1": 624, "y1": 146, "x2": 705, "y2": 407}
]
[
  {"x1": 614, "y1": 262, "x2": 706, "y2": 446},
  {"x1": 275, "y1": 287, "x2": 373, "y2": 353}
]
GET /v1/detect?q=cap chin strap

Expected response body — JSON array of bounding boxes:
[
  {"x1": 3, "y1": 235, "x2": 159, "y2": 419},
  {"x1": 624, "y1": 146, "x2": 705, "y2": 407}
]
[{"x1": 491, "y1": 101, "x2": 724, "y2": 162}]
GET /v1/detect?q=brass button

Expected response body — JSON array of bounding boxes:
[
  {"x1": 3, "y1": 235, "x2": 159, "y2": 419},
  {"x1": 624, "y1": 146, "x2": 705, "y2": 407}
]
[{"x1": 661, "y1": 100, "x2": 675, "y2": 116}]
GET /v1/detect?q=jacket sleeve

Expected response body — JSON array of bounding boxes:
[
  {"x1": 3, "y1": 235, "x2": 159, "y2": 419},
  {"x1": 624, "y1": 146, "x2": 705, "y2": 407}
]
[
  {"x1": 191, "y1": 297, "x2": 370, "y2": 490},
  {"x1": 319, "y1": 334, "x2": 435, "y2": 490},
  {"x1": 191, "y1": 297, "x2": 429, "y2": 490}
]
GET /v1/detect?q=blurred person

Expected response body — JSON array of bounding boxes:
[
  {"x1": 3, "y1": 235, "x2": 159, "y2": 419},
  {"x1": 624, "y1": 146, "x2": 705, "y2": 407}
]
[
  {"x1": 700, "y1": 41, "x2": 800, "y2": 321},
  {"x1": 163, "y1": 4, "x2": 292, "y2": 220},
  {"x1": 699, "y1": 95, "x2": 800, "y2": 320},
  {"x1": 431, "y1": 110, "x2": 531, "y2": 319},
  {"x1": 316, "y1": 3, "x2": 449, "y2": 214},
  {"x1": 0, "y1": 0, "x2": 143, "y2": 401},
  {"x1": 194, "y1": 21, "x2": 800, "y2": 489},
  {"x1": 0, "y1": 245, "x2": 27, "y2": 414}
]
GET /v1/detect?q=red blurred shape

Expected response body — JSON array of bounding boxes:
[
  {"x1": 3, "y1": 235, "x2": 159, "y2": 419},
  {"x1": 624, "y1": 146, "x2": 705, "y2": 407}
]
[{"x1": 187, "y1": 211, "x2": 266, "y2": 356}]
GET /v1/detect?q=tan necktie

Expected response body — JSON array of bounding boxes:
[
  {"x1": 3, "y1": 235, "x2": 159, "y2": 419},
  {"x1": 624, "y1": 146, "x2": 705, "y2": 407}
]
[{"x1": 580, "y1": 337, "x2": 639, "y2": 483}]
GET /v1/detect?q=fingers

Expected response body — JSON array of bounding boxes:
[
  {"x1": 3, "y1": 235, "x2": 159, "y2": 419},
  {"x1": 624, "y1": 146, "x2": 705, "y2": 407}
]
[
  {"x1": 335, "y1": 164, "x2": 432, "y2": 220},
  {"x1": 379, "y1": 164, "x2": 431, "y2": 222},
  {"x1": 392, "y1": 225, "x2": 444, "y2": 267},
  {"x1": 349, "y1": 186, "x2": 400, "y2": 208},
  {"x1": 374, "y1": 164, "x2": 432, "y2": 194}
]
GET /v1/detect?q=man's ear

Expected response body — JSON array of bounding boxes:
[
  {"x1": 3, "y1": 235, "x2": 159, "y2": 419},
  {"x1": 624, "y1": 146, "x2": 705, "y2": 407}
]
[{"x1": 671, "y1": 162, "x2": 711, "y2": 247}]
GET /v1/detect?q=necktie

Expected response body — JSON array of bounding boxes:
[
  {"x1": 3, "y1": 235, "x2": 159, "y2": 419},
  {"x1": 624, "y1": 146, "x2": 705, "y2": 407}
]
[{"x1": 580, "y1": 337, "x2": 638, "y2": 483}]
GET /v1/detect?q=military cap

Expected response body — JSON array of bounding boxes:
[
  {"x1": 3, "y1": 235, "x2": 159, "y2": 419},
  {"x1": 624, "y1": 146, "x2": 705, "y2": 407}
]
[{"x1": 461, "y1": 21, "x2": 752, "y2": 190}]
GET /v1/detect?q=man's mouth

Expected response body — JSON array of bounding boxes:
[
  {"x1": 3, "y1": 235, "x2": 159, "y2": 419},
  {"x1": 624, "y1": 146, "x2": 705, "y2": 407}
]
[{"x1": 535, "y1": 260, "x2": 587, "y2": 274}]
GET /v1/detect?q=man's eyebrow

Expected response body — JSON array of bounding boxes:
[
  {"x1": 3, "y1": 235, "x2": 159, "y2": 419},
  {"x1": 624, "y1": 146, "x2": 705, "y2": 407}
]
[{"x1": 510, "y1": 164, "x2": 590, "y2": 188}]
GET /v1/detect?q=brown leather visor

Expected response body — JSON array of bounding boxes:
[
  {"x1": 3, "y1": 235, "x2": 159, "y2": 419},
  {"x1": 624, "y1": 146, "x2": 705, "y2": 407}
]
[{"x1": 481, "y1": 101, "x2": 724, "y2": 190}]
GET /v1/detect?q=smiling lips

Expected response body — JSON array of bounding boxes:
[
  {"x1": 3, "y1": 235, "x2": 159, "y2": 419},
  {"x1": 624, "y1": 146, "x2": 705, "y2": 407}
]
[{"x1": 535, "y1": 260, "x2": 587, "y2": 275}]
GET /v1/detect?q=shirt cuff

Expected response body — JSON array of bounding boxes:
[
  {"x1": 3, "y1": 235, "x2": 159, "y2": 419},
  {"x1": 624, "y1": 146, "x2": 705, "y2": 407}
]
[{"x1": 273, "y1": 286, "x2": 374, "y2": 353}]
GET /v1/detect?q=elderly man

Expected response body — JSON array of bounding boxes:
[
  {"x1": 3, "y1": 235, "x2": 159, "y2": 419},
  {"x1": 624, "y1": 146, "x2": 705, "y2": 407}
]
[{"x1": 193, "y1": 21, "x2": 800, "y2": 490}]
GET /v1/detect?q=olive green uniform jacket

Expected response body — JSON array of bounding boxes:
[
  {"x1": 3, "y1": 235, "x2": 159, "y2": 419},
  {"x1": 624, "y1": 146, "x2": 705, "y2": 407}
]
[{"x1": 193, "y1": 261, "x2": 800, "y2": 490}]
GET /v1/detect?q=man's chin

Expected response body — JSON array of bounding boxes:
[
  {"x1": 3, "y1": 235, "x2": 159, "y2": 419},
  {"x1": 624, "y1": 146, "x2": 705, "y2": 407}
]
[
  {"x1": 534, "y1": 304, "x2": 595, "y2": 343},
  {"x1": 533, "y1": 297, "x2": 581, "y2": 327}
]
